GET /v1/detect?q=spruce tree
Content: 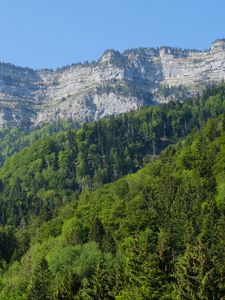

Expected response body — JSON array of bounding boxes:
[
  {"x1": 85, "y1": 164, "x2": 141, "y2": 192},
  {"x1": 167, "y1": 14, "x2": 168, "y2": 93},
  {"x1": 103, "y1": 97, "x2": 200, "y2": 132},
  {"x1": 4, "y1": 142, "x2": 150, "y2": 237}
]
[
  {"x1": 28, "y1": 257, "x2": 52, "y2": 300},
  {"x1": 80, "y1": 262, "x2": 114, "y2": 300},
  {"x1": 88, "y1": 217, "x2": 106, "y2": 246},
  {"x1": 174, "y1": 241, "x2": 218, "y2": 300},
  {"x1": 53, "y1": 272, "x2": 80, "y2": 300}
]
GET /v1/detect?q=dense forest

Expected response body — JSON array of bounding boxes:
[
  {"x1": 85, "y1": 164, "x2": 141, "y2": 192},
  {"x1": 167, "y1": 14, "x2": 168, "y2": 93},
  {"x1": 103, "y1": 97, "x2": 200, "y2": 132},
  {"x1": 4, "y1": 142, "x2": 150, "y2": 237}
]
[{"x1": 0, "y1": 85, "x2": 225, "y2": 299}]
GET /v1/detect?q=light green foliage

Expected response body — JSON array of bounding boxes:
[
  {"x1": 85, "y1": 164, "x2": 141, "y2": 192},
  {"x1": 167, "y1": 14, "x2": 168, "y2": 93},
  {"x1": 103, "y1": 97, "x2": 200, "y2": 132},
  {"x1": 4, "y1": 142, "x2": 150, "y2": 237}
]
[
  {"x1": 0, "y1": 85, "x2": 225, "y2": 298},
  {"x1": 0, "y1": 84, "x2": 225, "y2": 228}
]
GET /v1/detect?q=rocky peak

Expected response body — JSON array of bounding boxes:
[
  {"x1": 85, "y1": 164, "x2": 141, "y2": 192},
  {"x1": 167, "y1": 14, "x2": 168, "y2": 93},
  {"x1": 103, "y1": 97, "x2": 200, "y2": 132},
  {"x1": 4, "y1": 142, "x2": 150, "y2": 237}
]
[
  {"x1": 210, "y1": 39, "x2": 225, "y2": 52},
  {"x1": 0, "y1": 39, "x2": 225, "y2": 129},
  {"x1": 99, "y1": 49, "x2": 124, "y2": 65}
]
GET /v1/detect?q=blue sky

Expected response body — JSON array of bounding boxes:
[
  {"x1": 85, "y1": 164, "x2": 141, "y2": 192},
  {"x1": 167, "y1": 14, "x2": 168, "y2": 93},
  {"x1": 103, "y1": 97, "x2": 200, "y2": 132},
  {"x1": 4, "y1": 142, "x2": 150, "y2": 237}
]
[{"x1": 0, "y1": 0, "x2": 224, "y2": 69}]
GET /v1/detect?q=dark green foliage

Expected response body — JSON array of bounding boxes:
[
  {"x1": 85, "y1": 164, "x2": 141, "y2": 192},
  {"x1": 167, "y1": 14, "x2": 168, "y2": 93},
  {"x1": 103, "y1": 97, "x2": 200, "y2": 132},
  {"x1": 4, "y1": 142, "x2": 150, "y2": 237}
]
[
  {"x1": 88, "y1": 217, "x2": 106, "y2": 245},
  {"x1": 1, "y1": 85, "x2": 225, "y2": 299},
  {"x1": 174, "y1": 241, "x2": 220, "y2": 300},
  {"x1": 0, "y1": 226, "x2": 17, "y2": 262},
  {"x1": 28, "y1": 257, "x2": 52, "y2": 300},
  {"x1": 0, "y1": 84, "x2": 225, "y2": 227},
  {"x1": 53, "y1": 272, "x2": 81, "y2": 300},
  {"x1": 81, "y1": 262, "x2": 114, "y2": 300}
]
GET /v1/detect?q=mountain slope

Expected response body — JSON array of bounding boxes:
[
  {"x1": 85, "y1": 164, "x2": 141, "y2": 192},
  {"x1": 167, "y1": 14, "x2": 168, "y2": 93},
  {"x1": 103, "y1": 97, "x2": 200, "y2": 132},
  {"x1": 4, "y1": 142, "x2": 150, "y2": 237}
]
[
  {"x1": 1, "y1": 104, "x2": 225, "y2": 299},
  {"x1": 0, "y1": 85, "x2": 225, "y2": 227},
  {"x1": 0, "y1": 39, "x2": 225, "y2": 128}
]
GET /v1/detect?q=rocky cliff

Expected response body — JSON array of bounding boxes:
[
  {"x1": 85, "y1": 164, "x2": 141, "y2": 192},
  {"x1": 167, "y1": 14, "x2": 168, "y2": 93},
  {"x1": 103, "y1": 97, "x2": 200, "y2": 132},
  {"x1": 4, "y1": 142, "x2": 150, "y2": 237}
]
[{"x1": 0, "y1": 39, "x2": 225, "y2": 128}]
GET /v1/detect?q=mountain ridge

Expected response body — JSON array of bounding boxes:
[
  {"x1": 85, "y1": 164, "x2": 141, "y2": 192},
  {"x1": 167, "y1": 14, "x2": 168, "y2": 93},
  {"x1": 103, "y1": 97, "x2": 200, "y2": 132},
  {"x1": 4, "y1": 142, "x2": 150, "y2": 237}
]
[{"x1": 0, "y1": 38, "x2": 225, "y2": 128}]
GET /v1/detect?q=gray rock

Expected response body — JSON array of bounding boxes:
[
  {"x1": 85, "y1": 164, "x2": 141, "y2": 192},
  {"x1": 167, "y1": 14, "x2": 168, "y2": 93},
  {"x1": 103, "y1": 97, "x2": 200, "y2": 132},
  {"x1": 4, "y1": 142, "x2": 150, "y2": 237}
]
[{"x1": 0, "y1": 39, "x2": 225, "y2": 128}]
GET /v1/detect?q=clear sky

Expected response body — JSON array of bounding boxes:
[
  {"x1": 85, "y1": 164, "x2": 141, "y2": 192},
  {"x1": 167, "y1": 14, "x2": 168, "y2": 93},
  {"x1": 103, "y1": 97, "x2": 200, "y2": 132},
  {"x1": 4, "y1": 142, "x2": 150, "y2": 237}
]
[{"x1": 0, "y1": 0, "x2": 224, "y2": 69}]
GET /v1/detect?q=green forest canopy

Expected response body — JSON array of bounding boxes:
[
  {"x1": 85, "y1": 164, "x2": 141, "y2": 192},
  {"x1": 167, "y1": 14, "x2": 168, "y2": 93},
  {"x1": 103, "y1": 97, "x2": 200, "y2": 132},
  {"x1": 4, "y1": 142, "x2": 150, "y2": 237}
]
[{"x1": 0, "y1": 85, "x2": 225, "y2": 299}]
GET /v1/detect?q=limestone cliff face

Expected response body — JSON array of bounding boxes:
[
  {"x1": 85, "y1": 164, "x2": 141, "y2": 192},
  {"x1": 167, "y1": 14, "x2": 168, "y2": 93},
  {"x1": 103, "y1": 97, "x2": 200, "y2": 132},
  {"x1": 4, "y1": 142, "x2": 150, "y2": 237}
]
[{"x1": 0, "y1": 39, "x2": 225, "y2": 128}]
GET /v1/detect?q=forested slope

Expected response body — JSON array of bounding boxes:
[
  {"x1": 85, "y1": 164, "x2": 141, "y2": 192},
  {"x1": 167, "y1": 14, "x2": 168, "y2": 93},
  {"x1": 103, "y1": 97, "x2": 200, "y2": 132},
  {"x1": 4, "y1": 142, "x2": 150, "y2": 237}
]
[
  {"x1": 0, "y1": 86, "x2": 225, "y2": 299},
  {"x1": 0, "y1": 84, "x2": 224, "y2": 168},
  {"x1": 1, "y1": 104, "x2": 225, "y2": 299},
  {"x1": 0, "y1": 119, "x2": 79, "y2": 166},
  {"x1": 1, "y1": 85, "x2": 225, "y2": 227}
]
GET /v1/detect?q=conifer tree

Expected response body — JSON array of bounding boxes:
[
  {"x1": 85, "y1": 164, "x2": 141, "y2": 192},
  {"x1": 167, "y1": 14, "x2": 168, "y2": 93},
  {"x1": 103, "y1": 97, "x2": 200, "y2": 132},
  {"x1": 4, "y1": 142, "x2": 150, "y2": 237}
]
[
  {"x1": 174, "y1": 241, "x2": 218, "y2": 300},
  {"x1": 28, "y1": 257, "x2": 52, "y2": 300},
  {"x1": 88, "y1": 217, "x2": 106, "y2": 246},
  {"x1": 53, "y1": 272, "x2": 80, "y2": 300},
  {"x1": 80, "y1": 262, "x2": 114, "y2": 300}
]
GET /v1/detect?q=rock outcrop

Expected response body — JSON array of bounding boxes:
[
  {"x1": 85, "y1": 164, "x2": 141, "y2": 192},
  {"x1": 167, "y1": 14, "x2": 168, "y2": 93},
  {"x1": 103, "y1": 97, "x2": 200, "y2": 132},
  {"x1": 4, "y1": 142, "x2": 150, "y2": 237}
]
[{"x1": 0, "y1": 39, "x2": 225, "y2": 128}]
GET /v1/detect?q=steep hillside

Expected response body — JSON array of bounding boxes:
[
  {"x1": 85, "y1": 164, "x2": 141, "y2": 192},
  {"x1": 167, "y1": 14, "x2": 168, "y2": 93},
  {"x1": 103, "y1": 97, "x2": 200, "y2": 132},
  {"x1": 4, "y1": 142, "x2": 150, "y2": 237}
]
[
  {"x1": 0, "y1": 119, "x2": 79, "y2": 166},
  {"x1": 0, "y1": 106, "x2": 225, "y2": 299},
  {"x1": 0, "y1": 85, "x2": 225, "y2": 227},
  {"x1": 0, "y1": 39, "x2": 225, "y2": 128}
]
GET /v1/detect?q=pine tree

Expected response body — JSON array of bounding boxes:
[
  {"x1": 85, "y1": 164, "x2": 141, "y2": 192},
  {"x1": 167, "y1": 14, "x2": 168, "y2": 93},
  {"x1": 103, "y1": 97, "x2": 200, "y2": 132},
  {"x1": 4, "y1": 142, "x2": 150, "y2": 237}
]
[
  {"x1": 174, "y1": 241, "x2": 218, "y2": 300},
  {"x1": 53, "y1": 272, "x2": 80, "y2": 300},
  {"x1": 28, "y1": 257, "x2": 52, "y2": 300},
  {"x1": 80, "y1": 262, "x2": 114, "y2": 300},
  {"x1": 88, "y1": 217, "x2": 106, "y2": 246},
  {"x1": 121, "y1": 233, "x2": 171, "y2": 300}
]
